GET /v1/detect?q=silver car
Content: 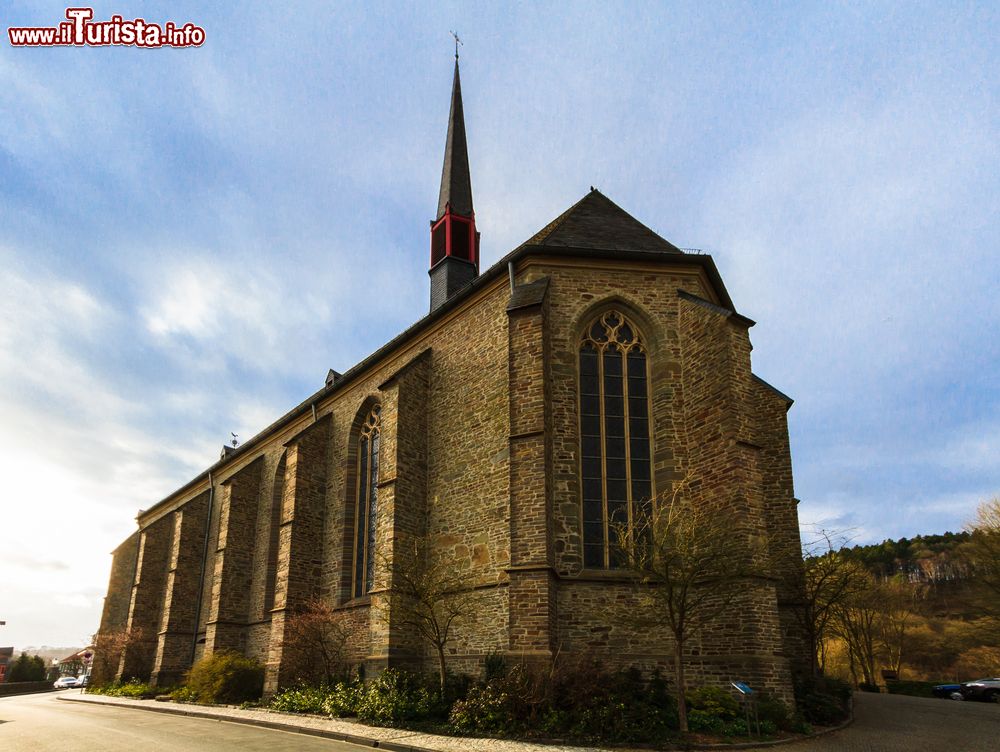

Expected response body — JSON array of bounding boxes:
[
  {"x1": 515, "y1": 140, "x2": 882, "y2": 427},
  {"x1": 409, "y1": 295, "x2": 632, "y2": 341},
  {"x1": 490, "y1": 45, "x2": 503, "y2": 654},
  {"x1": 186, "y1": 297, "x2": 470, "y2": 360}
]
[{"x1": 960, "y1": 677, "x2": 1000, "y2": 702}]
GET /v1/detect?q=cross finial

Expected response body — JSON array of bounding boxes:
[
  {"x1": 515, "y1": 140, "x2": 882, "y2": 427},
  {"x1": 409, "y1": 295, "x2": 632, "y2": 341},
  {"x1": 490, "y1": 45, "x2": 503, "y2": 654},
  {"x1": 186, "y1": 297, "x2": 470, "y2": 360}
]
[{"x1": 450, "y1": 30, "x2": 462, "y2": 60}]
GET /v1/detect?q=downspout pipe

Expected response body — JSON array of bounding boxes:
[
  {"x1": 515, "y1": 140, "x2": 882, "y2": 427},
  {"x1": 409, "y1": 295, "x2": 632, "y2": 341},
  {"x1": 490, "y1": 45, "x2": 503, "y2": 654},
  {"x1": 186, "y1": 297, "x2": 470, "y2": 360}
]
[
  {"x1": 508, "y1": 261, "x2": 516, "y2": 293},
  {"x1": 190, "y1": 472, "x2": 214, "y2": 664}
]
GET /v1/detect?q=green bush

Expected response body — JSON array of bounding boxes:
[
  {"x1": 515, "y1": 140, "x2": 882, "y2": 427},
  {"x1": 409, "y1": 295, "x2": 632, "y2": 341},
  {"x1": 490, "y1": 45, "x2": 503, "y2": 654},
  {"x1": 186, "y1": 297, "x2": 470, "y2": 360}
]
[
  {"x1": 483, "y1": 650, "x2": 507, "y2": 683},
  {"x1": 171, "y1": 685, "x2": 197, "y2": 702},
  {"x1": 686, "y1": 685, "x2": 740, "y2": 721},
  {"x1": 449, "y1": 682, "x2": 516, "y2": 734},
  {"x1": 885, "y1": 680, "x2": 936, "y2": 697},
  {"x1": 267, "y1": 682, "x2": 364, "y2": 717},
  {"x1": 793, "y1": 675, "x2": 851, "y2": 726},
  {"x1": 755, "y1": 693, "x2": 791, "y2": 731},
  {"x1": 9, "y1": 654, "x2": 46, "y2": 682},
  {"x1": 269, "y1": 685, "x2": 328, "y2": 714},
  {"x1": 554, "y1": 666, "x2": 675, "y2": 743},
  {"x1": 322, "y1": 681, "x2": 365, "y2": 717},
  {"x1": 355, "y1": 669, "x2": 441, "y2": 726},
  {"x1": 88, "y1": 680, "x2": 158, "y2": 699},
  {"x1": 182, "y1": 651, "x2": 264, "y2": 705},
  {"x1": 450, "y1": 662, "x2": 677, "y2": 744}
]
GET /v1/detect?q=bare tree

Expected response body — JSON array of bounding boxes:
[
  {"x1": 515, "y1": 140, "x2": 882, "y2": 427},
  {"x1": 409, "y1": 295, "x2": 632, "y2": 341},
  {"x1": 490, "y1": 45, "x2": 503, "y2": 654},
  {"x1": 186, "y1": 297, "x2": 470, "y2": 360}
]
[
  {"x1": 829, "y1": 569, "x2": 881, "y2": 687},
  {"x1": 89, "y1": 627, "x2": 148, "y2": 686},
  {"x1": 614, "y1": 480, "x2": 767, "y2": 733},
  {"x1": 966, "y1": 497, "x2": 1000, "y2": 616},
  {"x1": 280, "y1": 597, "x2": 351, "y2": 686},
  {"x1": 799, "y1": 529, "x2": 870, "y2": 676},
  {"x1": 378, "y1": 536, "x2": 480, "y2": 694},
  {"x1": 877, "y1": 577, "x2": 922, "y2": 677}
]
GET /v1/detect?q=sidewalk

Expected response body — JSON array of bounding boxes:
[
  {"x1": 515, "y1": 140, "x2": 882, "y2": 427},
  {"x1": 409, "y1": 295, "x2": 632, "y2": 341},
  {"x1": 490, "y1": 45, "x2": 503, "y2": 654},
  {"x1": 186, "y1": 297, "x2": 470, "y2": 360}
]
[{"x1": 58, "y1": 693, "x2": 608, "y2": 752}]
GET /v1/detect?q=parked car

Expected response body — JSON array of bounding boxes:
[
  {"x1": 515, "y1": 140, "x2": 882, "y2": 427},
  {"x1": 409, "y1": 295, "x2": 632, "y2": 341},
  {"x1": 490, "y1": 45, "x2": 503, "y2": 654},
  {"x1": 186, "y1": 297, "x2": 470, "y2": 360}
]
[
  {"x1": 932, "y1": 683, "x2": 962, "y2": 699},
  {"x1": 53, "y1": 676, "x2": 79, "y2": 689},
  {"x1": 959, "y1": 678, "x2": 1000, "y2": 702}
]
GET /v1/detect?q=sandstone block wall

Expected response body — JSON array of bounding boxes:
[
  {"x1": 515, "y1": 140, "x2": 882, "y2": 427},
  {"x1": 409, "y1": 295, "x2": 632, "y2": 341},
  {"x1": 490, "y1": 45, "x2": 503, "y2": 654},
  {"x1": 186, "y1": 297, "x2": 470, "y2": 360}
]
[
  {"x1": 98, "y1": 532, "x2": 139, "y2": 636},
  {"x1": 99, "y1": 254, "x2": 807, "y2": 704}
]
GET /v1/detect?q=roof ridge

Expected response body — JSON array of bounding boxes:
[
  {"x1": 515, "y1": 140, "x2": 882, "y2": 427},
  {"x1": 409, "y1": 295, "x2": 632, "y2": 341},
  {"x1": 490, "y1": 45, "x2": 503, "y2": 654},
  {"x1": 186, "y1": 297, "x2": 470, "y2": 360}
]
[
  {"x1": 523, "y1": 190, "x2": 599, "y2": 246},
  {"x1": 521, "y1": 188, "x2": 683, "y2": 254}
]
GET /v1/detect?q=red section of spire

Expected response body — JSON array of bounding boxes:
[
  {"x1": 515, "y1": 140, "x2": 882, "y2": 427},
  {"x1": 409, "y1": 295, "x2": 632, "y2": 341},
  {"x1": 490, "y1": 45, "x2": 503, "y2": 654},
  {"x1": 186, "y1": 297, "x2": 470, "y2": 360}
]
[{"x1": 430, "y1": 207, "x2": 479, "y2": 270}]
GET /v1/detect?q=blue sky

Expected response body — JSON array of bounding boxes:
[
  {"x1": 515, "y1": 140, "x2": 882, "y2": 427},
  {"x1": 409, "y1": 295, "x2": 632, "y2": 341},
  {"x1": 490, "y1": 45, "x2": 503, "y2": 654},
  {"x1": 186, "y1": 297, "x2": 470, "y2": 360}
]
[{"x1": 0, "y1": 1, "x2": 997, "y2": 649}]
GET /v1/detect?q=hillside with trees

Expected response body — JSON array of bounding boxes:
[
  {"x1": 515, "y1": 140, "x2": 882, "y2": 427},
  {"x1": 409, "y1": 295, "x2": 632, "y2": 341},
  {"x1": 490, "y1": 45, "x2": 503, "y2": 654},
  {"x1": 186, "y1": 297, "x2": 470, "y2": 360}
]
[{"x1": 804, "y1": 497, "x2": 1000, "y2": 687}]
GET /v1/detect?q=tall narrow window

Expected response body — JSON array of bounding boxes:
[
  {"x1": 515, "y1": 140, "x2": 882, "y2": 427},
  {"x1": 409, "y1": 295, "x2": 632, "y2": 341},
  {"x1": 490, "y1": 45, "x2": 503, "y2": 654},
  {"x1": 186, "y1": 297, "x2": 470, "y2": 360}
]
[
  {"x1": 353, "y1": 405, "x2": 381, "y2": 597},
  {"x1": 579, "y1": 311, "x2": 652, "y2": 568}
]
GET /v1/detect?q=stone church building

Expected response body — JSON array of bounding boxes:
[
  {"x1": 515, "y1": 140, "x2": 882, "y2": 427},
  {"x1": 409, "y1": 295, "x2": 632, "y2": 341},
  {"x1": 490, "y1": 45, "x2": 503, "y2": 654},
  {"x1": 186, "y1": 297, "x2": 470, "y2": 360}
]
[{"x1": 98, "y1": 60, "x2": 810, "y2": 700}]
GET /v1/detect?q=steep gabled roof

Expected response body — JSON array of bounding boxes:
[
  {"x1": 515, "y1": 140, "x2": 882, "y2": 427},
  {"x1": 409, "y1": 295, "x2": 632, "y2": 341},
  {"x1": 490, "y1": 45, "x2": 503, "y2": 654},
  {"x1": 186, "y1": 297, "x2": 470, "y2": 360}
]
[{"x1": 525, "y1": 189, "x2": 683, "y2": 253}]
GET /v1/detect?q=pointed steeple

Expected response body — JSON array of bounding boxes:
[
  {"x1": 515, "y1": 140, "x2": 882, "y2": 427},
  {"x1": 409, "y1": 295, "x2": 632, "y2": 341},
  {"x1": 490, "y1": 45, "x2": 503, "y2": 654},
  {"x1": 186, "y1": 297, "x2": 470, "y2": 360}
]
[
  {"x1": 436, "y1": 60, "x2": 474, "y2": 220},
  {"x1": 429, "y1": 54, "x2": 480, "y2": 312}
]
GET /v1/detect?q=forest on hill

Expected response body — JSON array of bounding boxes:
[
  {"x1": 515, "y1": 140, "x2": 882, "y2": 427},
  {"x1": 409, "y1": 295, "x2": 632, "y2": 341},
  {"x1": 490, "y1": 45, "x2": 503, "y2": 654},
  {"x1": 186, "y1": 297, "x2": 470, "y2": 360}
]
[{"x1": 803, "y1": 498, "x2": 1000, "y2": 686}]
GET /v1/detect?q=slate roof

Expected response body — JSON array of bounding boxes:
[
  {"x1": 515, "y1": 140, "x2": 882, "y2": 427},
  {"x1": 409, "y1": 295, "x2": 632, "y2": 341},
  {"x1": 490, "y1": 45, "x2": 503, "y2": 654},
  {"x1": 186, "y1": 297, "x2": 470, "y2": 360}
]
[
  {"x1": 436, "y1": 61, "x2": 474, "y2": 220},
  {"x1": 524, "y1": 189, "x2": 684, "y2": 254}
]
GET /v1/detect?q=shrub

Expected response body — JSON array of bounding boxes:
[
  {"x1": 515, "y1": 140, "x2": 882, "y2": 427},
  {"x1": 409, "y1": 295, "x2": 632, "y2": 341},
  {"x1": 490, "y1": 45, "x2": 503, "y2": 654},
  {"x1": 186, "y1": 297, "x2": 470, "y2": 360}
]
[
  {"x1": 483, "y1": 649, "x2": 507, "y2": 683},
  {"x1": 449, "y1": 683, "x2": 517, "y2": 734},
  {"x1": 686, "y1": 685, "x2": 740, "y2": 721},
  {"x1": 755, "y1": 693, "x2": 791, "y2": 731},
  {"x1": 88, "y1": 680, "x2": 158, "y2": 699},
  {"x1": 182, "y1": 651, "x2": 264, "y2": 705},
  {"x1": 885, "y1": 680, "x2": 935, "y2": 697},
  {"x1": 322, "y1": 681, "x2": 365, "y2": 717},
  {"x1": 858, "y1": 682, "x2": 880, "y2": 693},
  {"x1": 8, "y1": 654, "x2": 46, "y2": 682},
  {"x1": 793, "y1": 675, "x2": 851, "y2": 726},
  {"x1": 269, "y1": 685, "x2": 328, "y2": 714},
  {"x1": 171, "y1": 685, "x2": 197, "y2": 702},
  {"x1": 355, "y1": 669, "x2": 441, "y2": 726},
  {"x1": 453, "y1": 660, "x2": 677, "y2": 744}
]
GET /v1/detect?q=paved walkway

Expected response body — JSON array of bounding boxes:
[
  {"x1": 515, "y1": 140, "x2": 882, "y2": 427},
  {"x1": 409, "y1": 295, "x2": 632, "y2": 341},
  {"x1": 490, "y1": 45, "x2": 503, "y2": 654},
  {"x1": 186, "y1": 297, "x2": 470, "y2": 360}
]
[{"x1": 56, "y1": 688, "x2": 1000, "y2": 752}]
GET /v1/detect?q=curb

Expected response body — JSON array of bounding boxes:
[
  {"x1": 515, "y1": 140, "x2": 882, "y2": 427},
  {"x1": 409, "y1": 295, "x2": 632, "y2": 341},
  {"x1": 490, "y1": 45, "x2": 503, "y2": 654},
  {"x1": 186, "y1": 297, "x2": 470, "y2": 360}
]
[{"x1": 57, "y1": 695, "x2": 854, "y2": 752}]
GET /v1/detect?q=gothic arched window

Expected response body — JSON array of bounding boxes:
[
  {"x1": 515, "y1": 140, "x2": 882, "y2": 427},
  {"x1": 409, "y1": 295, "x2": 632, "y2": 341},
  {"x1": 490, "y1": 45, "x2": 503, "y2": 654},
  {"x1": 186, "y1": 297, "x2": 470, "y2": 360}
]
[
  {"x1": 353, "y1": 405, "x2": 381, "y2": 598},
  {"x1": 579, "y1": 311, "x2": 653, "y2": 568}
]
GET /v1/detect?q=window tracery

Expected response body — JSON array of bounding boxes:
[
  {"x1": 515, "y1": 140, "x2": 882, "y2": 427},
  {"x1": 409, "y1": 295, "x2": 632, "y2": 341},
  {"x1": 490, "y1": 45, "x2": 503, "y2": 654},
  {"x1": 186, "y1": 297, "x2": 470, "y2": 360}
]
[
  {"x1": 353, "y1": 405, "x2": 381, "y2": 597},
  {"x1": 579, "y1": 311, "x2": 653, "y2": 568}
]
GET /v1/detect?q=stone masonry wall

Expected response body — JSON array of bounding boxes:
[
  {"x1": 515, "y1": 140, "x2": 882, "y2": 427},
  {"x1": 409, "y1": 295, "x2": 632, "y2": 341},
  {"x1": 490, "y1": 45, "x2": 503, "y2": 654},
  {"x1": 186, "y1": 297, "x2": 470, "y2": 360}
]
[
  {"x1": 264, "y1": 417, "x2": 330, "y2": 693},
  {"x1": 151, "y1": 491, "x2": 210, "y2": 685},
  {"x1": 98, "y1": 532, "x2": 139, "y2": 636},
  {"x1": 205, "y1": 457, "x2": 263, "y2": 656},
  {"x1": 753, "y1": 379, "x2": 812, "y2": 674},
  {"x1": 119, "y1": 512, "x2": 173, "y2": 680},
  {"x1": 116, "y1": 255, "x2": 804, "y2": 702},
  {"x1": 533, "y1": 259, "x2": 799, "y2": 704},
  {"x1": 507, "y1": 281, "x2": 557, "y2": 663}
]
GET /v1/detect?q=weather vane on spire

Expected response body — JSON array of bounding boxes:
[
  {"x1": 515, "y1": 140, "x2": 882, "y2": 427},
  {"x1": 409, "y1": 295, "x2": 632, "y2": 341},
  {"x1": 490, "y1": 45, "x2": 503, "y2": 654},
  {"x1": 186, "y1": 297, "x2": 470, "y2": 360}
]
[{"x1": 450, "y1": 30, "x2": 462, "y2": 60}]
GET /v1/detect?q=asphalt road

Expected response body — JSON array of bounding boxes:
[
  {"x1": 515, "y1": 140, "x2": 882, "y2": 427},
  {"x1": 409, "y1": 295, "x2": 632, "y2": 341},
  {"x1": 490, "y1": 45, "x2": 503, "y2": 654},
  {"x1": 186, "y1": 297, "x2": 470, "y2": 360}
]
[
  {"x1": 0, "y1": 692, "x2": 368, "y2": 751},
  {"x1": 745, "y1": 691, "x2": 1000, "y2": 752}
]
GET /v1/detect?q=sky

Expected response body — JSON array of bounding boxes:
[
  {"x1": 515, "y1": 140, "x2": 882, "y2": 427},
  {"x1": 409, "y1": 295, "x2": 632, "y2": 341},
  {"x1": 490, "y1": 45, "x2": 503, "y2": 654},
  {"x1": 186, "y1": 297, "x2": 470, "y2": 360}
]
[{"x1": 0, "y1": 1, "x2": 997, "y2": 650}]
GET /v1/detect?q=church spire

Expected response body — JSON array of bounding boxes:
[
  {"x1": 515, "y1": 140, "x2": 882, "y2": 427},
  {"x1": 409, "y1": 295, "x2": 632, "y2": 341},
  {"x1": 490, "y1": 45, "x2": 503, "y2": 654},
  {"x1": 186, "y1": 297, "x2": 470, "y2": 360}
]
[
  {"x1": 429, "y1": 49, "x2": 480, "y2": 312},
  {"x1": 436, "y1": 59, "x2": 474, "y2": 220}
]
